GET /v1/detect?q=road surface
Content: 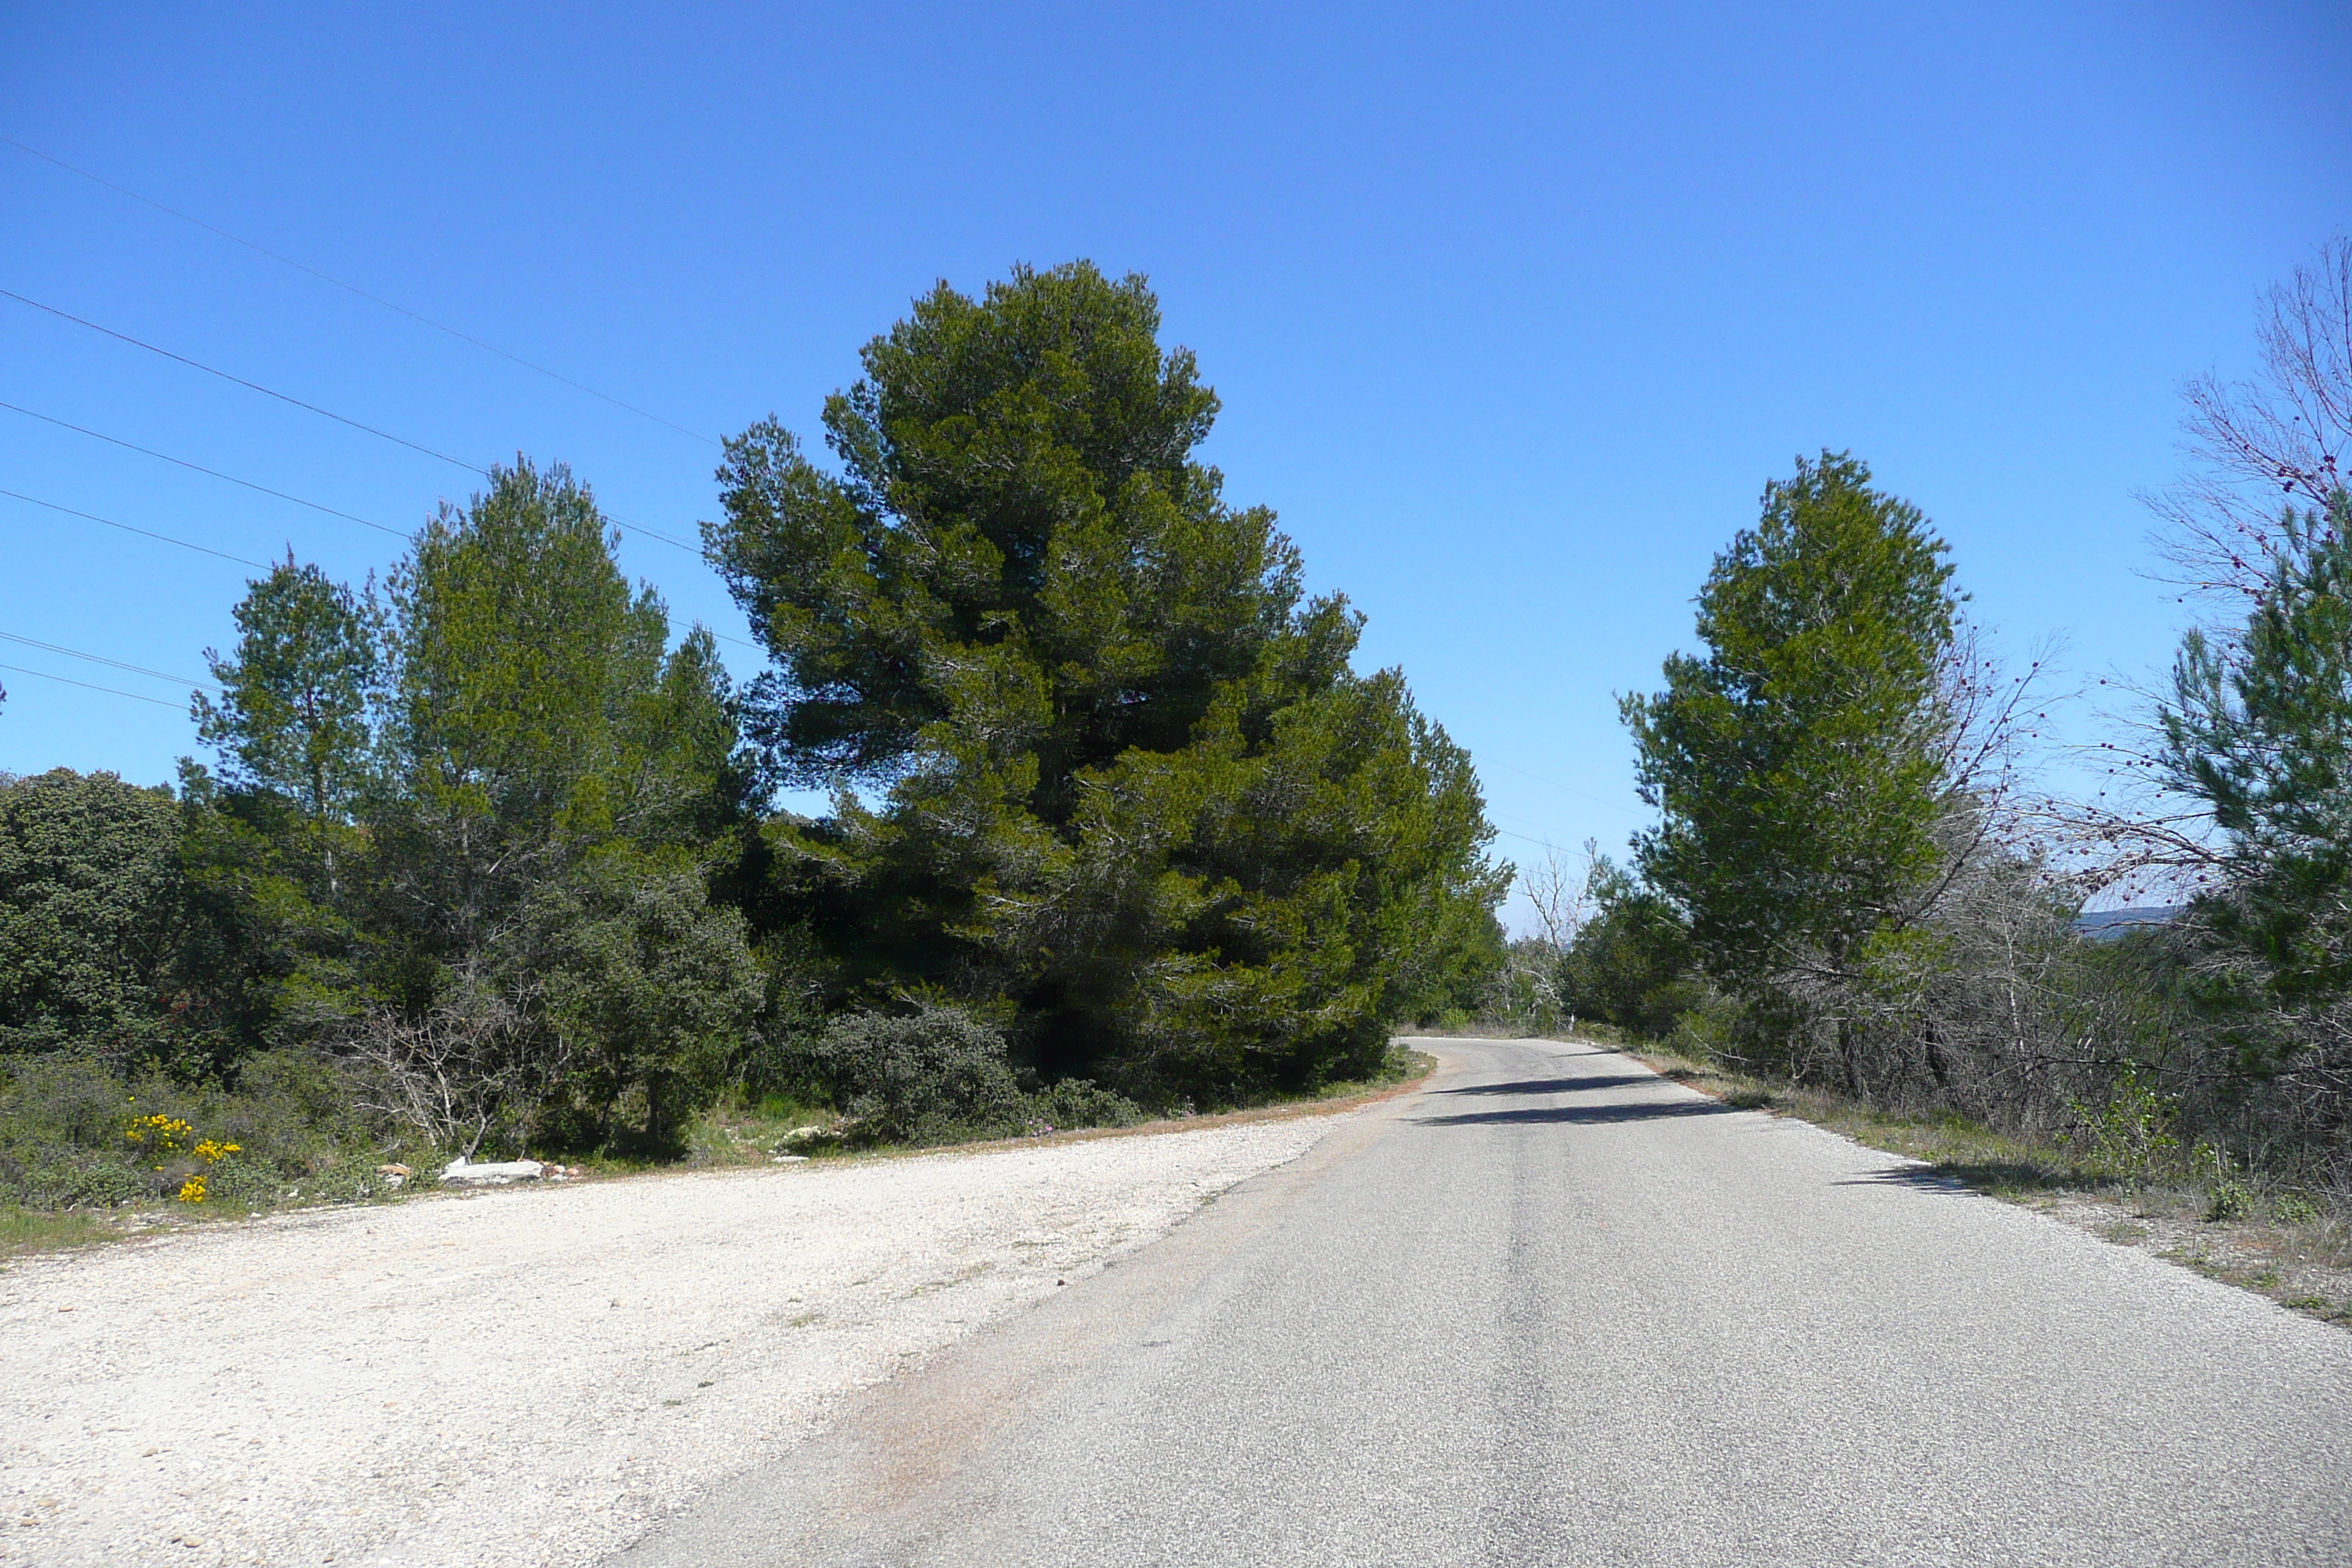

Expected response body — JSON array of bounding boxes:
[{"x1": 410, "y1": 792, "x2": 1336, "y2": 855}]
[{"x1": 622, "y1": 1037, "x2": 2352, "y2": 1567}]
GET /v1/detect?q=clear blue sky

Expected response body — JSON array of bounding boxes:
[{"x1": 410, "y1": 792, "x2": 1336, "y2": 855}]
[{"x1": 3, "y1": 1, "x2": 2347, "y2": 928}]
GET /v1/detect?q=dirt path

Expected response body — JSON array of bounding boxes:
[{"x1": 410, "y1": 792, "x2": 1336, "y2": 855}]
[{"x1": 0, "y1": 1115, "x2": 1352, "y2": 1567}]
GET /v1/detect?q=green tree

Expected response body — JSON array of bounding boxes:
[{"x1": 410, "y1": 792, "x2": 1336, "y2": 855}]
[
  {"x1": 709, "y1": 263, "x2": 1503, "y2": 1098},
  {"x1": 0, "y1": 770, "x2": 185, "y2": 1060},
  {"x1": 1624, "y1": 452, "x2": 1960, "y2": 1081},
  {"x1": 522, "y1": 847, "x2": 765, "y2": 1149},
  {"x1": 193, "y1": 555, "x2": 379, "y2": 832},
  {"x1": 1561, "y1": 857, "x2": 1700, "y2": 1040},
  {"x1": 355, "y1": 461, "x2": 761, "y2": 1146},
  {"x1": 2163, "y1": 491, "x2": 2352, "y2": 1016},
  {"x1": 377, "y1": 460, "x2": 745, "y2": 965}
]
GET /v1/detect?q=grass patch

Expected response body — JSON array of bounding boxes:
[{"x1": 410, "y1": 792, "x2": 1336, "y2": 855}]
[
  {"x1": 0, "y1": 1203, "x2": 118, "y2": 1262},
  {"x1": 676, "y1": 1090, "x2": 845, "y2": 1170}
]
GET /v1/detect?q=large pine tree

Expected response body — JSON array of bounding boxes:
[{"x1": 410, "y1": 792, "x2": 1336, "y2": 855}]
[{"x1": 708, "y1": 263, "x2": 1503, "y2": 1099}]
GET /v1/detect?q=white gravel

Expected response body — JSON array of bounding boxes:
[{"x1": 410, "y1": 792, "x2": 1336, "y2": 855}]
[{"x1": 0, "y1": 1114, "x2": 1352, "y2": 1567}]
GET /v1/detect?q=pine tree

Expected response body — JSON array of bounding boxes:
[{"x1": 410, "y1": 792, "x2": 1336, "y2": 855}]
[{"x1": 709, "y1": 263, "x2": 1503, "y2": 1098}]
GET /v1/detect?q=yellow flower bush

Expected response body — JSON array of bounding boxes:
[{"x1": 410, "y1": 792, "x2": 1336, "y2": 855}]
[
  {"x1": 124, "y1": 1113, "x2": 193, "y2": 1156},
  {"x1": 125, "y1": 1110, "x2": 244, "y2": 1203}
]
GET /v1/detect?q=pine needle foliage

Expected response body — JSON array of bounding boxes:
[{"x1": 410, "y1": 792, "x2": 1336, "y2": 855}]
[{"x1": 708, "y1": 263, "x2": 1504, "y2": 1100}]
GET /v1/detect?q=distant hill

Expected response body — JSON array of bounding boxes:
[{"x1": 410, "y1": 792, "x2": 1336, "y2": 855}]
[{"x1": 2072, "y1": 906, "x2": 2184, "y2": 941}]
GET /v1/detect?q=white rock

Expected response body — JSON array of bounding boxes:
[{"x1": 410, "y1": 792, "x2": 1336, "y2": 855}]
[{"x1": 441, "y1": 1158, "x2": 546, "y2": 1186}]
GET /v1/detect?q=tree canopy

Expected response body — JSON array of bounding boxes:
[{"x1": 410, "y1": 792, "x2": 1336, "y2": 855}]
[
  {"x1": 709, "y1": 262, "x2": 1503, "y2": 1098},
  {"x1": 2164, "y1": 490, "x2": 2352, "y2": 1011},
  {"x1": 1624, "y1": 451, "x2": 1961, "y2": 995}
]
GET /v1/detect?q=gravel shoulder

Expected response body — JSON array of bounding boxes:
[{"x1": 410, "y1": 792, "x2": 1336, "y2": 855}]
[{"x1": 0, "y1": 1113, "x2": 1356, "y2": 1567}]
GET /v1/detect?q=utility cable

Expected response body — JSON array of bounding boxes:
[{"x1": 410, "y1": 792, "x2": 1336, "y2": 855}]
[
  {"x1": 0, "y1": 399, "x2": 408, "y2": 539},
  {"x1": 1492, "y1": 825, "x2": 1573, "y2": 852},
  {"x1": 1484, "y1": 757, "x2": 1623, "y2": 810},
  {"x1": 1, "y1": 135, "x2": 719, "y2": 447},
  {"x1": 0, "y1": 336, "x2": 693, "y2": 559},
  {"x1": 2, "y1": 400, "x2": 700, "y2": 578},
  {"x1": 0, "y1": 629, "x2": 217, "y2": 690},
  {"x1": 0, "y1": 488, "x2": 269, "y2": 568},
  {"x1": 1, "y1": 287, "x2": 486, "y2": 475},
  {"x1": 0, "y1": 660, "x2": 181, "y2": 708}
]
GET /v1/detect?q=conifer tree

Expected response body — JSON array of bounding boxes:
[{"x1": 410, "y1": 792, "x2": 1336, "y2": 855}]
[{"x1": 709, "y1": 263, "x2": 1503, "y2": 1097}]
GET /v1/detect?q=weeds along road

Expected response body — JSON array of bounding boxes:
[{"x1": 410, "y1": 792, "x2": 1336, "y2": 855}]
[{"x1": 625, "y1": 1037, "x2": 2352, "y2": 1568}]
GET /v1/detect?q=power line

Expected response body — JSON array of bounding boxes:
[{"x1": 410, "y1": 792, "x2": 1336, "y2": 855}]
[
  {"x1": 0, "y1": 488, "x2": 269, "y2": 568},
  {"x1": 1, "y1": 135, "x2": 720, "y2": 448},
  {"x1": 1487, "y1": 814, "x2": 1580, "y2": 853},
  {"x1": 1, "y1": 196, "x2": 708, "y2": 563},
  {"x1": 0, "y1": 399, "x2": 410, "y2": 539},
  {"x1": 606, "y1": 511, "x2": 699, "y2": 553},
  {"x1": 1, "y1": 401, "x2": 703, "y2": 588},
  {"x1": 1482, "y1": 758, "x2": 1623, "y2": 810},
  {"x1": 1, "y1": 287, "x2": 486, "y2": 475},
  {"x1": 0, "y1": 660, "x2": 182, "y2": 708},
  {"x1": 0, "y1": 630, "x2": 217, "y2": 690},
  {"x1": 2, "y1": 486, "x2": 755, "y2": 656}
]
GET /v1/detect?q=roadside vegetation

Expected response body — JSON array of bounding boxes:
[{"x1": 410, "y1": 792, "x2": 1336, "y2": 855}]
[
  {"x1": 0, "y1": 264, "x2": 1504, "y2": 1244},
  {"x1": 10, "y1": 241, "x2": 2352, "y2": 1305},
  {"x1": 1460, "y1": 240, "x2": 2352, "y2": 1317},
  {"x1": 1577, "y1": 1025, "x2": 2351, "y2": 1325}
]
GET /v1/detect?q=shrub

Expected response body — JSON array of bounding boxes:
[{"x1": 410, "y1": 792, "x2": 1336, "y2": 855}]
[
  {"x1": 2062, "y1": 1066, "x2": 2182, "y2": 1180},
  {"x1": 1028, "y1": 1077, "x2": 1145, "y2": 1134},
  {"x1": 0, "y1": 1048, "x2": 395, "y2": 1212},
  {"x1": 798, "y1": 1006, "x2": 1025, "y2": 1145}
]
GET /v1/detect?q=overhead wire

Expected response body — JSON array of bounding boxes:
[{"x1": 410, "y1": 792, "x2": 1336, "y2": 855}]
[
  {"x1": 0, "y1": 630, "x2": 218, "y2": 690},
  {"x1": 0, "y1": 399, "x2": 408, "y2": 539},
  {"x1": 1, "y1": 287, "x2": 486, "y2": 475},
  {"x1": 2, "y1": 147, "x2": 763, "y2": 654},
  {"x1": 0, "y1": 346, "x2": 698, "y2": 557},
  {"x1": 0, "y1": 135, "x2": 720, "y2": 448},
  {"x1": 1482, "y1": 757, "x2": 1624, "y2": 810},
  {"x1": 0, "y1": 488, "x2": 269, "y2": 568},
  {"x1": 0, "y1": 660, "x2": 183, "y2": 709}
]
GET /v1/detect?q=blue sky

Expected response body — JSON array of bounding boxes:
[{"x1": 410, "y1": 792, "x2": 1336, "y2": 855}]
[{"x1": 3, "y1": 1, "x2": 2347, "y2": 927}]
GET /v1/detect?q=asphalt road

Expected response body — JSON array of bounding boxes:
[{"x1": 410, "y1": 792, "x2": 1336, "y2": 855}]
[{"x1": 622, "y1": 1038, "x2": 2352, "y2": 1567}]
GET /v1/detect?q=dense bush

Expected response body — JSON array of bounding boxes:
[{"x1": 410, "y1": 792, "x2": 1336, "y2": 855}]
[
  {"x1": 794, "y1": 1007, "x2": 1027, "y2": 1144},
  {"x1": 0, "y1": 771, "x2": 186, "y2": 1062},
  {"x1": 785, "y1": 1006, "x2": 1147, "y2": 1145}
]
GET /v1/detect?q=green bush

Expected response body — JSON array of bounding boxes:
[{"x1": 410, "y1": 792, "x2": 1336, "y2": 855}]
[
  {"x1": 797, "y1": 1007, "x2": 1026, "y2": 1145},
  {"x1": 1028, "y1": 1077, "x2": 1145, "y2": 1134},
  {"x1": 789, "y1": 1008, "x2": 1147, "y2": 1146},
  {"x1": 0, "y1": 1049, "x2": 395, "y2": 1212},
  {"x1": 2062, "y1": 1067, "x2": 2182, "y2": 1180}
]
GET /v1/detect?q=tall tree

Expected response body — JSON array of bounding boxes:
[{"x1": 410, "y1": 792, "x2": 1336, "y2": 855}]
[
  {"x1": 326, "y1": 461, "x2": 759, "y2": 1150},
  {"x1": 194, "y1": 554, "x2": 379, "y2": 823},
  {"x1": 2163, "y1": 491, "x2": 2352, "y2": 1015},
  {"x1": 1624, "y1": 452, "x2": 1961, "y2": 1079},
  {"x1": 192, "y1": 556, "x2": 380, "y2": 907},
  {"x1": 709, "y1": 263, "x2": 1503, "y2": 1096},
  {"x1": 380, "y1": 460, "x2": 744, "y2": 962}
]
